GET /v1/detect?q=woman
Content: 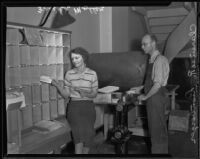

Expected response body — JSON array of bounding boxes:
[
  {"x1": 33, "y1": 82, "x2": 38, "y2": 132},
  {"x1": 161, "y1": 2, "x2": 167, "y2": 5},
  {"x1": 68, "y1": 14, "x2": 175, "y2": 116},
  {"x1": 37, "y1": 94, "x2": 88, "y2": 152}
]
[{"x1": 51, "y1": 47, "x2": 98, "y2": 154}]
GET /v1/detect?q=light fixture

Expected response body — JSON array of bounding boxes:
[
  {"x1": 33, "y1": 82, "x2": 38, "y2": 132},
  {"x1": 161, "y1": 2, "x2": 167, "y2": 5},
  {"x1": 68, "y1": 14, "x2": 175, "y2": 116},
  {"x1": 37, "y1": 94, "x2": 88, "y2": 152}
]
[
  {"x1": 51, "y1": 9, "x2": 76, "y2": 28},
  {"x1": 37, "y1": 6, "x2": 105, "y2": 28}
]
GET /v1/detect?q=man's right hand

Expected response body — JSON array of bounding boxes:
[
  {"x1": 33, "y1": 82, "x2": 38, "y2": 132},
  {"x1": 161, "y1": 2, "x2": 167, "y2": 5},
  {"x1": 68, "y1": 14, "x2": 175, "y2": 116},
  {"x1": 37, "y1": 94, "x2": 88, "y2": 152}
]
[{"x1": 130, "y1": 85, "x2": 144, "y2": 93}]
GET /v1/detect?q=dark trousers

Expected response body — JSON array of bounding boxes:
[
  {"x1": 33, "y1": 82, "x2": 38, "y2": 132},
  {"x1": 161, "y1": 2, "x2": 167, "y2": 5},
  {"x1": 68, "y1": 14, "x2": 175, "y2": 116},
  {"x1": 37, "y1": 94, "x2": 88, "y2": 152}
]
[{"x1": 146, "y1": 90, "x2": 169, "y2": 154}]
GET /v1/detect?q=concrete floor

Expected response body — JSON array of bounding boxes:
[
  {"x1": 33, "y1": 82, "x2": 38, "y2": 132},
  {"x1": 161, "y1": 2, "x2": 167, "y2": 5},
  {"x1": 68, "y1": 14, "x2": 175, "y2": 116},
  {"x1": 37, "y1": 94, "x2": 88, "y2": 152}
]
[
  {"x1": 61, "y1": 131, "x2": 151, "y2": 155},
  {"x1": 61, "y1": 100, "x2": 198, "y2": 157},
  {"x1": 61, "y1": 129, "x2": 198, "y2": 157}
]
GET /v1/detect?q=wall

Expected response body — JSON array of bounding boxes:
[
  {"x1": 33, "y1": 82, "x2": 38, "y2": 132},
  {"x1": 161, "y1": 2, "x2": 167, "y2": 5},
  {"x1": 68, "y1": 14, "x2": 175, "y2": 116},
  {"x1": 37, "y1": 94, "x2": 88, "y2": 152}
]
[
  {"x1": 63, "y1": 10, "x2": 100, "y2": 53},
  {"x1": 6, "y1": 7, "x2": 100, "y2": 53},
  {"x1": 112, "y1": 7, "x2": 147, "y2": 52},
  {"x1": 7, "y1": 7, "x2": 42, "y2": 26},
  {"x1": 99, "y1": 7, "x2": 113, "y2": 53},
  {"x1": 128, "y1": 8, "x2": 148, "y2": 51},
  {"x1": 7, "y1": 7, "x2": 147, "y2": 53},
  {"x1": 112, "y1": 7, "x2": 129, "y2": 52}
]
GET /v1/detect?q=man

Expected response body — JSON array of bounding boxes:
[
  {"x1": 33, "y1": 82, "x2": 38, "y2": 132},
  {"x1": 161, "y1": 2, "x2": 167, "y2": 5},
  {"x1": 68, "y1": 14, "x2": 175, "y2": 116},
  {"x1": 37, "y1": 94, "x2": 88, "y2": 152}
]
[{"x1": 137, "y1": 34, "x2": 170, "y2": 154}]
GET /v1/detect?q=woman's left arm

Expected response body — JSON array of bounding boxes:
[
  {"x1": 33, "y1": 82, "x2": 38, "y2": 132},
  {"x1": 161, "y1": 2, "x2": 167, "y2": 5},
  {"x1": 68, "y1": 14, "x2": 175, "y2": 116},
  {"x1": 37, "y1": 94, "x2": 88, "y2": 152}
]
[{"x1": 76, "y1": 87, "x2": 98, "y2": 98}]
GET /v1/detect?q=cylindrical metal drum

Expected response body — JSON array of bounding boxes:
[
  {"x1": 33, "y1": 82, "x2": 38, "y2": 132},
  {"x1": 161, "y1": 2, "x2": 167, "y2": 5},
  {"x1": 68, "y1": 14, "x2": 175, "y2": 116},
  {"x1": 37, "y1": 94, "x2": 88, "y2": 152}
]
[{"x1": 88, "y1": 51, "x2": 148, "y2": 92}]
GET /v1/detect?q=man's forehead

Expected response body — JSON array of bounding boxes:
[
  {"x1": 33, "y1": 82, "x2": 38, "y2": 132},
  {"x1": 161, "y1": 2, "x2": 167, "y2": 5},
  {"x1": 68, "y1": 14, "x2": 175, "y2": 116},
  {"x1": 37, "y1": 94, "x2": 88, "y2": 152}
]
[{"x1": 142, "y1": 35, "x2": 151, "y2": 42}]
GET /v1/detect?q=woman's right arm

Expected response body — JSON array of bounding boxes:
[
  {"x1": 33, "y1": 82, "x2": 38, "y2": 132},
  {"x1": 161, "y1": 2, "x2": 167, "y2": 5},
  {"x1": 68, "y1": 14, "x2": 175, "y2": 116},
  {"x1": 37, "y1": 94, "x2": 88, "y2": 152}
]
[{"x1": 51, "y1": 79, "x2": 70, "y2": 99}]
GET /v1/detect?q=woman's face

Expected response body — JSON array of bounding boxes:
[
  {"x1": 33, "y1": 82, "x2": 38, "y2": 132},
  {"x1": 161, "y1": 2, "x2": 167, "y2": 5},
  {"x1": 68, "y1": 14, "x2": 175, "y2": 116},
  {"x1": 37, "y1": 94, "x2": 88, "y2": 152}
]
[{"x1": 71, "y1": 53, "x2": 85, "y2": 68}]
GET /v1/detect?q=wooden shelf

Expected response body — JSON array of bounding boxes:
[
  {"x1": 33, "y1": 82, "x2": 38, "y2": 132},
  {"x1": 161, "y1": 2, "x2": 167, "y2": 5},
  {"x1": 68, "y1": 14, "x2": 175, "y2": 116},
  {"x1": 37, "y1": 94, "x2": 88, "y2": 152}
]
[{"x1": 6, "y1": 22, "x2": 72, "y2": 154}]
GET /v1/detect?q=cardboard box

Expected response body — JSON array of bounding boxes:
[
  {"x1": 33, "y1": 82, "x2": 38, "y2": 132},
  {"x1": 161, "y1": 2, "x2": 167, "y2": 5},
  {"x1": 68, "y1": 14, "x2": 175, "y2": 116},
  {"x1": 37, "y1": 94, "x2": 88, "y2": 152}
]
[{"x1": 168, "y1": 110, "x2": 190, "y2": 132}]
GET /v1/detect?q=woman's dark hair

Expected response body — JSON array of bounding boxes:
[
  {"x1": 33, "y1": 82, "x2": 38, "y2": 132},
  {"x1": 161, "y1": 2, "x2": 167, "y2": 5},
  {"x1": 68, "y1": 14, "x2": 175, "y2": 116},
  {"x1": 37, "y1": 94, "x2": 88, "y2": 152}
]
[{"x1": 69, "y1": 47, "x2": 89, "y2": 67}]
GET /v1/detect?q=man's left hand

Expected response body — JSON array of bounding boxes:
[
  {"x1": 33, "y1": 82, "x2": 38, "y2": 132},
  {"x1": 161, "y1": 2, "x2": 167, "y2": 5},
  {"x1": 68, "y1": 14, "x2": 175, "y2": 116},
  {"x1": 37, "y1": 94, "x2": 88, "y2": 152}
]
[{"x1": 138, "y1": 94, "x2": 147, "y2": 101}]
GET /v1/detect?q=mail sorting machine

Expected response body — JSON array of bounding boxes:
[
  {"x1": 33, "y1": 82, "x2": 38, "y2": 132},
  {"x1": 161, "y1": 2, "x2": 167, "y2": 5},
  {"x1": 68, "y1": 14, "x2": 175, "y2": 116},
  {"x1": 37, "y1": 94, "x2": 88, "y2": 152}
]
[
  {"x1": 87, "y1": 51, "x2": 148, "y2": 154},
  {"x1": 109, "y1": 92, "x2": 143, "y2": 154}
]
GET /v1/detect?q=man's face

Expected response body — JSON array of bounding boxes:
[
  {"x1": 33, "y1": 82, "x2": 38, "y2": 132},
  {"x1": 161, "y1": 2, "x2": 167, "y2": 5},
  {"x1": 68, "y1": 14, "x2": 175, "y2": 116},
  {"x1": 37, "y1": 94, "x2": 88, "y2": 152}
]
[{"x1": 141, "y1": 35, "x2": 153, "y2": 54}]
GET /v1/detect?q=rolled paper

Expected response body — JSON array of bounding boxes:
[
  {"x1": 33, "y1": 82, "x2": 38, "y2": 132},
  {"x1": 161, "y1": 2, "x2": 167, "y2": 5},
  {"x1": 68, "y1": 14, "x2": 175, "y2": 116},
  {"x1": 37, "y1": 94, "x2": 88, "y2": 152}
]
[
  {"x1": 32, "y1": 84, "x2": 41, "y2": 104},
  {"x1": 9, "y1": 67, "x2": 21, "y2": 87},
  {"x1": 41, "y1": 102, "x2": 50, "y2": 120},
  {"x1": 32, "y1": 104, "x2": 42, "y2": 124},
  {"x1": 63, "y1": 47, "x2": 70, "y2": 64},
  {"x1": 58, "y1": 99, "x2": 65, "y2": 116},
  {"x1": 30, "y1": 46, "x2": 39, "y2": 65},
  {"x1": 7, "y1": 45, "x2": 20, "y2": 67},
  {"x1": 39, "y1": 65, "x2": 48, "y2": 77},
  {"x1": 49, "y1": 85, "x2": 57, "y2": 100},
  {"x1": 21, "y1": 105, "x2": 33, "y2": 129},
  {"x1": 48, "y1": 64, "x2": 57, "y2": 79},
  {"x1": 56, "y1": 64, "x2": 64, "y2": 80},
  {"x1": 21, "y1": 85, "x2": 32, "y2": 106},
  {"x1": 49, "y1": 32, "x2": 56, "y2": 46},
  {"x1": 62, "y1": 34, "x2": 70, "y2": 46},
  {"x1": 31, "y1": 66, "x2": 40, "y2": 84},
  {"x1": 7, "y1": 110, "x2": 19, "y2": 143},
  {"x1": 40, "y1": 31, "x2": 48, "y2": 46},
  {"x1": 48, "y1": 47, "x2": 56, "y2": 65},
  {"x1": 20, "y1": 45, "x2": 30, "y2": 66},
  {"x1": 39, "y1": 46, "x2": 48, "y2": 65},
  {"x1": 24, "y1": 27, "x2": 43, "y2": 46},
  {"x1": 41, "y1": 83, "x2": 49, "y2": 102},
  {"x1": 21, "y1": 66, "x2": 31, "y2": 85},
  {"x1": 50, "y1": 100, "x2": 58, "y2": 120},
  {"x1": 57, "y1": 80, "x2": 64, "y2": 99},
  {"x1": 5, "y1": 66, "x2": 11, "y2": 90},
  {"x1": 56, "y1": 47, "x2": 63, "y2": 64},
  {"x1": 55, "y1": 33, "x2": 63, "y2": 46}
]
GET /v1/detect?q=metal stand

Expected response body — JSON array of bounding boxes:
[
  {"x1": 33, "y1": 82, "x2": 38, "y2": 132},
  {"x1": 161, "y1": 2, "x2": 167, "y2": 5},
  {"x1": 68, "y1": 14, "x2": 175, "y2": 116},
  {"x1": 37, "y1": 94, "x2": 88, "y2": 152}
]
[{"x1": 110, "y1": 94, "x2": 138, "y2": 154}]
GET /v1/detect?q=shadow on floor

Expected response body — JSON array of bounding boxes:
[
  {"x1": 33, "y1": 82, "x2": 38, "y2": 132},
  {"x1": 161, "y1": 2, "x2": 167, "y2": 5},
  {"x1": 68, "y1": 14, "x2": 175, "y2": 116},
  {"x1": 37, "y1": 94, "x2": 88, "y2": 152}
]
[{"x1": 61, "y1": 132, "x2": 151, "y2": 155}]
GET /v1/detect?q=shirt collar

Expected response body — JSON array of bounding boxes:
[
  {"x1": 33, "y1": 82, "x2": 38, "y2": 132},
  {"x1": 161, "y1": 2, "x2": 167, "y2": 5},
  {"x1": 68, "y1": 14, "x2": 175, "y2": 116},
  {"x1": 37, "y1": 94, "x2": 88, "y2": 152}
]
[
  {"x1": 73, "y1": 67, "x2": 88, "y2": 74},
  {"x1": 149, "y1": 50, "x2": 160, "y2": 63}
]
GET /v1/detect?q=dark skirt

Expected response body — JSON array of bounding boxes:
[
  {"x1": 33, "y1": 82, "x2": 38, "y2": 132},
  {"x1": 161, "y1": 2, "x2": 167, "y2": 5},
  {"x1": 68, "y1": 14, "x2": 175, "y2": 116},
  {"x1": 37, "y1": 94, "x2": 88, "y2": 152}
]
[{"x1": 67, "y1": 100, "x2": 96, "y2": 147}]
